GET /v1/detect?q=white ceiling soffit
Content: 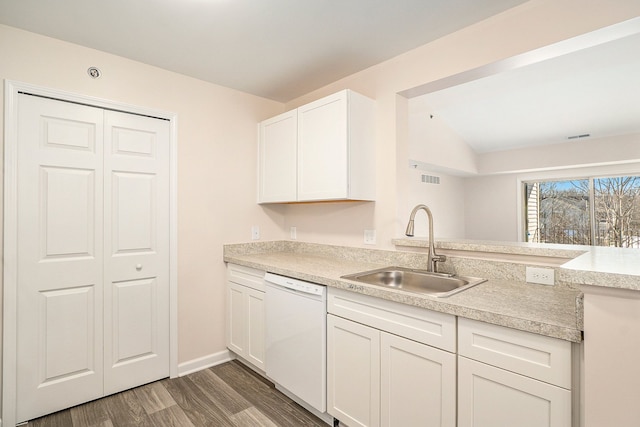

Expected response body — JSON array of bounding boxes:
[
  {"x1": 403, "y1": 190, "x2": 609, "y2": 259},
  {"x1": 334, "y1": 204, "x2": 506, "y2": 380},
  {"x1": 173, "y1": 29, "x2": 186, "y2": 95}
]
[
  {"x1": 0, "y1": 0, "x2": 526, "y2": 102},
  {"x1": 409, "y1": 19, "x2": 640, "y2": 153}
]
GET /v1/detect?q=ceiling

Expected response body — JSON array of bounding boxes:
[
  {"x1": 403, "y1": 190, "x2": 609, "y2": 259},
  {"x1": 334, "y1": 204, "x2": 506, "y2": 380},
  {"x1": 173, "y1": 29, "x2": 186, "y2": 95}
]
[
  {"x1": 409, "y1": 22, "x2": 640, "y2": 153},
  {"x1": 0, "y1": 0, "x2": 526, "y2": 102}
]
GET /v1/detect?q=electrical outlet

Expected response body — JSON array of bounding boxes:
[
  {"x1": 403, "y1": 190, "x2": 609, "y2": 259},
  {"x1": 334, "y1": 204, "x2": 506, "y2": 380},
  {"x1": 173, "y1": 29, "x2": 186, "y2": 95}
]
[
  {"x1": 290, "y1": 226, "x2": 297, "y2": 240},
  {"x1": 364, "y1": 229, "x2": 376, "y2": 245},
  {"x1": 525, "y1": 266, "x2": 555, "y2": 285},
  {"x1": 251, "y1": 225, "x2": 260, "y2": 240}
]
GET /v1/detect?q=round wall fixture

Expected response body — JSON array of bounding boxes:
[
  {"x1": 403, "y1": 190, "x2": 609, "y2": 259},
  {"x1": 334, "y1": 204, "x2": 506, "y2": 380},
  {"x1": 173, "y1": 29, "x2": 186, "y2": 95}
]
[{"x1": 87, "y1": 67, "x2": 101, "y2": 79}]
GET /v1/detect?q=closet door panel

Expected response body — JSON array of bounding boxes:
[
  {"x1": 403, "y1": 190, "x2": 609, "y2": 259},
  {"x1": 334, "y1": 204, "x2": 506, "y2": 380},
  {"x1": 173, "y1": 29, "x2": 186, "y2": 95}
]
[
  {"x1": 112, "y1": 278, "x2": 159, "y2": 363},
  {"x1": 39, "y1": 286, "x2": 97, "y2": 378},
  {"x1": 103, "y1": 110, "x2": 170, "y2": 394},
  {"x1": 40, "y1": 167, "x2": 96, "y2": 258},
  {"x1": 16, "y1": 94, "x2": 105, "y2": 423},
  {"x1": 111, "y1": 171, "x2": 156, "y2": 253}
]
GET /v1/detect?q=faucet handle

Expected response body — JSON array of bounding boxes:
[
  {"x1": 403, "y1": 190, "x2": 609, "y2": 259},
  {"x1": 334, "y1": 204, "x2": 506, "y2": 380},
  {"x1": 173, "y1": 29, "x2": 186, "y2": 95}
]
[
  {"x1": 431, "y1": 253, "x2": 447, "y2": 273},
  {"x1": 433, "y1": 254, "x2": 447, "y2": 263}
]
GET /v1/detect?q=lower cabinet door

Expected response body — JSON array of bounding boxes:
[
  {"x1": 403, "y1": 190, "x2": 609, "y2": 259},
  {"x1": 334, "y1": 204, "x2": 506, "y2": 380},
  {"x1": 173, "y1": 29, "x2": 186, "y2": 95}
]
[
  {"x1": 458, "y1": 356, "x2": 572, "y2": 427},
  {"x1": 327, "y1": 314, "x2": 381, "y2": 427},
  {"x1": 380, "y1": 332, "x2": 456, "y2": 427},
  {"x1": 244, "y1": 287, "x2": 266, "y2": 370},
  {"x1": 227, "y1": 282, "x2": 246, "y2": 355}
]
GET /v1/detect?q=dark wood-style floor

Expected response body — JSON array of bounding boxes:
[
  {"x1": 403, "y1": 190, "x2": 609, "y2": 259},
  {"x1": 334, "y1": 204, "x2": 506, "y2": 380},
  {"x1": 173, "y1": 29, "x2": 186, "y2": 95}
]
[{"x1": 27, "y1": 360, "x2": 328, "y2": 427}]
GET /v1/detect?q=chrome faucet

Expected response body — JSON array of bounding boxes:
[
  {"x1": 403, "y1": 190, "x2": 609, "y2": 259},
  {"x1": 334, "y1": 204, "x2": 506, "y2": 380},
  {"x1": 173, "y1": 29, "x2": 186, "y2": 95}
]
[{"x1": 405, "y1": 204, "x2": 446, "y2": 272}]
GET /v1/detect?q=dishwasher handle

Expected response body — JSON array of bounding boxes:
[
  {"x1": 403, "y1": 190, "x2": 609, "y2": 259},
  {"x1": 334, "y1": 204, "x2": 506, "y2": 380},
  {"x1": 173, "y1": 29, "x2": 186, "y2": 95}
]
[{"x1": 264, "y1": 272, "x2": 325, "y2": 296}]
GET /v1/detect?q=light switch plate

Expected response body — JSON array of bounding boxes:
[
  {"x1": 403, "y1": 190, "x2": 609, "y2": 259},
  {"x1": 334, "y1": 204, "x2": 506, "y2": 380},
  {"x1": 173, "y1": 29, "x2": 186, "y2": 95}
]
[
  {"x1": 290, "y1": 226, "x2": 297, "y2": 240},
  {"x1": 251, "y1": 225, "x2": 260, "y2": 240}
]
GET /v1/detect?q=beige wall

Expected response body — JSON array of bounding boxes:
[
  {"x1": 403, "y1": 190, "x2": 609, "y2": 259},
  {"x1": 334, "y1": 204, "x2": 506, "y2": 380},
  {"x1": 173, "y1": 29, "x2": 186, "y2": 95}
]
[
  {"x1": 0, "y1": 25, "x2": 286, "y2": 367},
  {"x1": 464, "y1": 174, "x2": 520, "y2": 241},
  {"x1": 2, "y1": 0, "x2": 640, "y2": 376},
  {"x1": 582, "y1": 286, "x2": 640, "y2": 426}
]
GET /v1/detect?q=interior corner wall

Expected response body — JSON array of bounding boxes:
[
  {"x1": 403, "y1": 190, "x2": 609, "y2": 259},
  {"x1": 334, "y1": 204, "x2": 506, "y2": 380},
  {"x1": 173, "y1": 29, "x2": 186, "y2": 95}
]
[
  {"x1": 0, "y1": 24, "x2": 286, "y2": 370},
  {"x1": 407, "y1": 169, "x2": 467, "y2": 240},
  {"x1": 463, "y1": 174, "x2": 520, "y2": 242}
]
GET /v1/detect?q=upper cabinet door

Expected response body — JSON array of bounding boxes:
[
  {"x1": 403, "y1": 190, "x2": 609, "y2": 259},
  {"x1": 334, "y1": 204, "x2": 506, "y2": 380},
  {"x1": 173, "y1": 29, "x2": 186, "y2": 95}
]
[
  {"x1": 297, "y1": 91, "x2": 349, "y2": 201},
  {"x1": 258, "y1": 110, "x2": 297, "y2": 203},
  {"x1": 297, "y1": 90, "x2": 375, "y2": 202}
]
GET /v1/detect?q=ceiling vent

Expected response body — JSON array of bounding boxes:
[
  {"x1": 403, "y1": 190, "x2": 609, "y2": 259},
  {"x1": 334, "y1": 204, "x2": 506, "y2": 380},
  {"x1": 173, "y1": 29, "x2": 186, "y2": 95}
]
[{"x1": 567, "y1": 133, "x2": 590, "y2": 140}]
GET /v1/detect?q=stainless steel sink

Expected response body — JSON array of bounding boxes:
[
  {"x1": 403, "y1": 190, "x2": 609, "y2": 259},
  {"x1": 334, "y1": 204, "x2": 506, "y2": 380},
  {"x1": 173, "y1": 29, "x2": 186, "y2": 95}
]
[{"x1": 341, "y1": 266, "x2": 486, "y2": 297}]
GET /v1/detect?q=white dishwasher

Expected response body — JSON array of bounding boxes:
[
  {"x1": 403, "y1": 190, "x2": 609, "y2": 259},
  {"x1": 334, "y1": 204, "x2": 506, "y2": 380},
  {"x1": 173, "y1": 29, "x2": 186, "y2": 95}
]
[{"x1": 264, "y1": 272, "x2": 327, "y2": 414}]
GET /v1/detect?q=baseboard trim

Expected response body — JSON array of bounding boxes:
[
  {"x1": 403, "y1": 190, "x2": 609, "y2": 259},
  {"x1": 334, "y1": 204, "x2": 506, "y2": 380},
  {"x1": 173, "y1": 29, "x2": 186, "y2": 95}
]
[{"x1": 177, "y1": 349, "x2": 234, "y2": 377}]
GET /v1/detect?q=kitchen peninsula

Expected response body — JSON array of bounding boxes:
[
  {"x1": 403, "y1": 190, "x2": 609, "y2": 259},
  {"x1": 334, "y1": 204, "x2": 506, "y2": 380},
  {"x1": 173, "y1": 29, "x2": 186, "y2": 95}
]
[{"x1": 224, "y1": 238, "x2": 640, "y2": 427}]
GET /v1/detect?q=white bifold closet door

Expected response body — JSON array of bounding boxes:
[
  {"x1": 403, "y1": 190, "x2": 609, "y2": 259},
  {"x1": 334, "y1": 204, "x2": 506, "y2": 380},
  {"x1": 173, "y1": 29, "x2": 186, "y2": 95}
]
[{"x1": 16, "y1": 94, "x2": 170, "y2": 423}]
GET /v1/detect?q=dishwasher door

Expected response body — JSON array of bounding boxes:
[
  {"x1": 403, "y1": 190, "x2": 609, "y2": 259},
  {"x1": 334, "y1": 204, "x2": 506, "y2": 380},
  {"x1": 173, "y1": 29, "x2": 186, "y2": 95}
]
[{"x1": 265, "y1": 278, "x2": 327, "y2": 413}]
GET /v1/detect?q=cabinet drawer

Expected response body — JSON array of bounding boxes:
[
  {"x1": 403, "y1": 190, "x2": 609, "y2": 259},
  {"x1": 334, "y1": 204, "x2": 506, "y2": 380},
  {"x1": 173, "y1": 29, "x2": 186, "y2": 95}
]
[
  {"x1": 458, "y1": 318, "x2": 571, "y2": 389},
  {"x1": 328, "y1": 287, "x2": 456, "y2": 352},
  {"x1": 227, "y1": 263, "x2": 265, "y2": 292}
]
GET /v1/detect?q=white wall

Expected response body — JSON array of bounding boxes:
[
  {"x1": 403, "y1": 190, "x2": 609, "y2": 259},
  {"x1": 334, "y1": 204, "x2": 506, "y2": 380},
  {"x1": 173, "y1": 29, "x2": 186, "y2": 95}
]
[
  {"x1": 463, "y1": 175, "x2": 520, "y2": 241},
  {"x1": 0, "y1": 25, "x2": 286, "y2": 368},
  {"x1": 408, "y1": 97, "x2": 477, "y2": 175},
  {"x1": 478, "y1": 132, "x2": 640, "y2": 175},
  {"x1": 407, "y1": 168, "x2": 467, "y2": 240},
  {"x1": 406, "y1": 94, "x2": 476, "y2": 241}
]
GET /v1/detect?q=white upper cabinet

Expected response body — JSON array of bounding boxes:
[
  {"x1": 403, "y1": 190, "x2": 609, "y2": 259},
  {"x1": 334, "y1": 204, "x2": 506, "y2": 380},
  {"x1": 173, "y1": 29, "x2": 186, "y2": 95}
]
[
  {"x1": 297, "y1": 90, "x2": 375, "y2": 201},
  {"x1": 257, "y1": 89, "x2": 375, "y2": 203}
]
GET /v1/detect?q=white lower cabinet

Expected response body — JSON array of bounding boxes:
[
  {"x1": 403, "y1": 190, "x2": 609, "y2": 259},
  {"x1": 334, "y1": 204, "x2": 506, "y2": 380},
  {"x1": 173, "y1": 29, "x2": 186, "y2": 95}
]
[
  {"x1": 226, "y1": 264, "x2": 266, "y2": 370},
  {"x1": 380, "y1": 332, "x2": 456, "y2": 427},
  {"x1": 457, "y1": 318, "x2": 573, "y2": 427},
  {"x1": 327, "y1": 290, "x2": 576, "y2": 427},
  {"x1": 458, "y1": 356, "x2": 571, "y2": 427},
  {"x1": 327, "y1": 315, "x2": 380, "y2": 427},
  {"x1": 327, "y1": 288, "x2": 456, "y2": 427}
]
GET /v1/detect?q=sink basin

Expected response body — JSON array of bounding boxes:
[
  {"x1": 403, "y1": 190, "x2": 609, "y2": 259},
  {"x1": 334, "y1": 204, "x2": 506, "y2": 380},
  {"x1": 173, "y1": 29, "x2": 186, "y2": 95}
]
[{"x1": 341, "y1": 266, "x2": 486, "y2": 297}]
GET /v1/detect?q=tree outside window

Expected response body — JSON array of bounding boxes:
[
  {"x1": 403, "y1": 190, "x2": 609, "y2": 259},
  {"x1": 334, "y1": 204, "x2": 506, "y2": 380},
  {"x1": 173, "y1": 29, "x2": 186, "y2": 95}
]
[
  {"x1": 524, "y1": 176, "x2": 640, "y2": 248},
  {"x1": 594, "y1": 176, "x2": 640, "y2": 247}
]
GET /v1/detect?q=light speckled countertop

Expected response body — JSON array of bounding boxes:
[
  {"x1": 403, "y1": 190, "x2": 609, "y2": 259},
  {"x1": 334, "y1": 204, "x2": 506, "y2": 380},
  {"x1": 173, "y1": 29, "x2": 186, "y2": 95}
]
[
  {"x1": 560, "y1": 247, "x2": 640, "y2": 290},
  {"x1": 223, "y1": 241, "x2": 583, "y2": 343},
  {"x1": 394, "y1": 237, "x2": 590, "y2": 259},
  {"x1": 395, "y1": 238, "x2": 640, "y2": 291}
]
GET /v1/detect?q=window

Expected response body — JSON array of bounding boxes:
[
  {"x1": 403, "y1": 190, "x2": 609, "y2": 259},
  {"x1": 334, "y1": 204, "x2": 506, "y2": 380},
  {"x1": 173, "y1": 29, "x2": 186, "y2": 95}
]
[{"x1": 524, "y1": 176, "x2": 640, "y2": 248}]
